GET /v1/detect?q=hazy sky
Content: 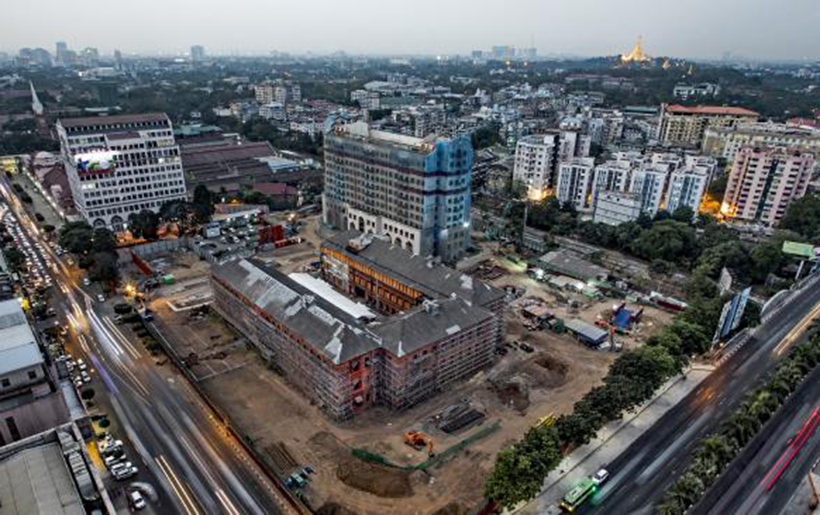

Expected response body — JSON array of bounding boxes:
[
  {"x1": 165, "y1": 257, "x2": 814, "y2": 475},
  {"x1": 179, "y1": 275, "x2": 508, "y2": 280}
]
[{"x1": 4, "y1": 0, "x2": 819, "y2": 60}]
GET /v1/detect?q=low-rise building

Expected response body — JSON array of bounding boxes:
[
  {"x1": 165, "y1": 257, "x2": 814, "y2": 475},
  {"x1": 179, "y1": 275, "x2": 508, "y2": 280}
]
[
  {"x1": 593, "y1": 190, "x2": 643, "y2": 225},
  {"x1": 212, "y1": 232, "x2": 504, "y2": 420},
  {"x1": 657, "y1": 104, "x2": 759, "y2": 147}
]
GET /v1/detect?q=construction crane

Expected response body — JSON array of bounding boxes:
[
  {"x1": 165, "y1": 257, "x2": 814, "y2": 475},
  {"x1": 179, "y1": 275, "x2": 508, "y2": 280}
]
[{"x1": 403, "y1": 430, "x2": 435, "y2": 457}]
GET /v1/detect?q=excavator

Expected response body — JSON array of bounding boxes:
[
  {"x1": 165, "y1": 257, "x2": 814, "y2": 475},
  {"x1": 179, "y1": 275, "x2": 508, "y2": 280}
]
[{"x1": 403, "y1": 430, "x2": 435, "y2": 457}]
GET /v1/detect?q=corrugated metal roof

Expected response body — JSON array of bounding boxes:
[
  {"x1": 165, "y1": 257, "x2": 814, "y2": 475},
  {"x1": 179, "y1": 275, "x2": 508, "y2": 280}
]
[
  {"x1": 0, "y1": 442, "x2": 84, "y2": 515},
  {"x1": 564, "y1": 318, "x2": 608, "y2": 343}
]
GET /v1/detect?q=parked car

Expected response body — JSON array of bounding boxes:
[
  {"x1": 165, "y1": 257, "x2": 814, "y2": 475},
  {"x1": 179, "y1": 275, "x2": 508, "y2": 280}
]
[
  {"x1": 97, "y1": 294, "x2": 106, "y2": 303},
  {"x1": 113, "y1": 466, "x2": 138, "y2": 481},
  {"x1": 82, "y1": 277, "x2": 90, "y2": 286}
]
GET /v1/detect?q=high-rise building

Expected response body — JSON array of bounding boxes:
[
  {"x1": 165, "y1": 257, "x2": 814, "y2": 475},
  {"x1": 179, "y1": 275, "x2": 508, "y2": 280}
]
[
  {"x1": 191, "y1": 45, "x2": 205, "y2": 62},
  {"x1": 513, "y1": 131, "x2": 590, "y2": 200},
  {"x1": 657, "y1": 104, "x2": 759, "y2": 146},
  {"x1": 591, "y1": 158, "x2": 632, "y2": 207},
  {"x1": 323, "y1": 122, "x2": 473, "y2": 262},
  {"x1": 55, "y1": 41, "x2": 68, "y2": 64},
  {"x1": 722, "y1": 147, "x2": 814, "y2": 226},
  {"x1": 556, "y1": 158, "x2": 596, "y2": 212},
  {"x1": 665, "y1": 169, "x2": 709, "y2": 217},
  {"x1": 80, "y1": 47, "x2": 99, "y2": 67},
  {"x1": 55, "y1": 113, "x2": 187, "y2": 231},
  {"x1": 630, "y1": 167, "x2": 668, "y2": 217}
]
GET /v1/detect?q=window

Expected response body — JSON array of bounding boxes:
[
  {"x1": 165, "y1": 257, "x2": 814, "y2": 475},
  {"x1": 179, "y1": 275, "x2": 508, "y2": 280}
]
[
  {"x1": 27, "y1": 370, "x2": 37, "y2": 380},
  {"x1": 0, "y1": 378, "x2": 9, "y2": 388}
]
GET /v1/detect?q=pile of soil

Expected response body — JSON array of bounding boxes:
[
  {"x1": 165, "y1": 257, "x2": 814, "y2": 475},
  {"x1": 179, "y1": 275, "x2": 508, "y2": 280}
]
[
  {"x1": 336, "y1": 458, "x2": 415, "y2": 498},
  {"x1": 534, "y1": 354, "x2": 569, "y2": 387},
  {"x1": 492, "y1": 377, "x2": 530, "y2": 413}
]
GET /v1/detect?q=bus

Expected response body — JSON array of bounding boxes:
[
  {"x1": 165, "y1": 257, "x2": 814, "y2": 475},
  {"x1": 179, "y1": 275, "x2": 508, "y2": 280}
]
[{"x1": 560, "y1": 477, "x2": 596, "y2": 512}]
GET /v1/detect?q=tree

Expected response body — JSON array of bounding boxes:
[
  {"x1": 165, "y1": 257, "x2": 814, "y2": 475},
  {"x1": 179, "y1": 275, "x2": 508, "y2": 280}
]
[
  {"x1": 59, "y1": 221, "x2": 94, "y2": 255},
  {"x1": 3, "y1": 248, "x2": 25, "y2": 273},
  {"x1": 80, "y1": 388, "x2": 96, "y2": 401},
  {"x1": 88, "y1": 251, "x2": 119, "y2": 286},
  {"x1": 92, "y1": 228, "x2": 117, "y2": 253},
  {"x1": 128, "y1": 210, "x2": 160, "y2": 240},
  {"x1": 34, "y1": 212, "x2": 45, "y2": 223},
  {"x1": 671, "y1": 206, "x2": 695, "y2": 224},
  {"x1": 779, "y1": 195, "x2": 820, "y2": 241},
  {"x1": 555, "y1": 412, "x2": 596, "y2": 448},
  {"x1": 42, "y1": 224, "x2": 55, "y2": 235},
  {"x1": 192, "y1": 184, "x2": 215, "y2": 222}
]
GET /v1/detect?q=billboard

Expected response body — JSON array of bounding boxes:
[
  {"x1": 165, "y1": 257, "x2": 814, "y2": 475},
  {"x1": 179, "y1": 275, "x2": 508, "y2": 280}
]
[
  {"x1": 782, "y1": 241, "x2": 815, "y2": 259},
  {"x1": 74, "y1": 150, "x2": 117, "y2": 175}
]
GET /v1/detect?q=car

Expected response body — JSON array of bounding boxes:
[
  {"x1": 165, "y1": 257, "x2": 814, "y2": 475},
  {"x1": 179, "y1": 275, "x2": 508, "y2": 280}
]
[
  {"x1": 113, "y1": 466, "x2": 138, "y2": 481},
  {"x1": 592, "y1": 468, "x2": 610, "y2": 486},
  {"x1": 101, "y1": 444, "x2": 124, "y2": 457},
  {"x1": 110, "y1": 461, "x2": 134, "y2": 473},
  {"x1": 104, "y1": 454, "x2": 126, "y2": 468},
  {"x1": 78, "y1": 363, "x2": 88, "y2": 371},
  {"x1": 81, "y1": 373, "x2": 91, "y2": 383},
  {"x1": 82, "y1": 277, "x2": 91, "y2": 286},
  {"x1": 97, "y1": 294, "x2": 106, "y2": 303},
  {"x1": 129, "y1": 491, "x2": 146, "y2": 510},
  {"x1": 73, "y1": 379, "x2": 83, "y2": 388}
]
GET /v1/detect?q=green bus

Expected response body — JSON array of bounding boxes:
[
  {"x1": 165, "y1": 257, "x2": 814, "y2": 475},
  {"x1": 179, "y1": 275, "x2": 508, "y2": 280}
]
[{"x1": 560, "y1": 477, "x2": 596, "y2": 512}]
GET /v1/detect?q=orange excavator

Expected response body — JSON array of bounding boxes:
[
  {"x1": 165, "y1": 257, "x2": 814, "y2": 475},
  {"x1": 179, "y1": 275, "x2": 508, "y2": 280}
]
[{"x1": 403, "y1": 430, "x2": 435, "y2": 457}]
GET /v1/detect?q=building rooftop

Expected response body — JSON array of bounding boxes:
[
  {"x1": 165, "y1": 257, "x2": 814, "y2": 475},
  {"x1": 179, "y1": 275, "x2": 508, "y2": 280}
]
[
  {"x1": 0, "y1": 300, "x2": 42, "y2": 375},
  {"x1": 323, "y1": 231, "x2": 506, "y2": 308},
  {"x1": 333, "y1": 121, "x2": 437, "y2": 151},
  {"x1": 539, "y1": 249, "x2": 609, "y2": 282},
  {"x1": 213, "y1": 258, "x2": 495, "y2": 364},
  {"x1": 0, "y1": 425, "x2": 94, "y2": 515},
  {"x1": 665, "y1": 105, "x2": 759, "y2": 117},
  {"x1": 57, "y1": 112, "x2": 168, "y2": 129}
]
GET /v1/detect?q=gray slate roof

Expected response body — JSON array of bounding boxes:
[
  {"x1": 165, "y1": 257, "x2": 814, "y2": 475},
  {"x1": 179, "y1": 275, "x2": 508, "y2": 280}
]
[
  {"x1": 323, "y1": 231, "x2": 505, "y2": 308},
  {"x1": 213, "y1": 258, "x2": 494, "y2": 363}
]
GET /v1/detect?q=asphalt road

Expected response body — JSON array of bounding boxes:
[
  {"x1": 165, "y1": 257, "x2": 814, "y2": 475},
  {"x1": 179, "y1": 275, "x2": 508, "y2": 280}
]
[
  {"x1": 578, "y1": 276, "x2": 820, "y2": 515},
  {"x1": 0, "y1": 178, "x2": 293, "y2": 515},
  {"x1": 692, "y1": 349, "x2": 820, "y2": 515}
]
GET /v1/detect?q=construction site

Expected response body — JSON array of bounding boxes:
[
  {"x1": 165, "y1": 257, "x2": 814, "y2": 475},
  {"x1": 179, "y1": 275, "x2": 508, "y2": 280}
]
[{"x1": 132, "y1": 225, "x2": 677, "y2": 514}]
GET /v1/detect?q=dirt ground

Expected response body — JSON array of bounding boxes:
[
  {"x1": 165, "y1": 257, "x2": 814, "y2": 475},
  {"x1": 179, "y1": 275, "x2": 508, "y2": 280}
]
[{"x1": 147, "y1": 242, "x2": 674, "y2": 514}]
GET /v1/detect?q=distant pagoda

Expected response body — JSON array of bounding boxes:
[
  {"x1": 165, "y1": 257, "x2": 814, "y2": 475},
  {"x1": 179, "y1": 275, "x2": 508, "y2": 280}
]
[{"x1": 620, "y1": 36, "x2": 652, "y2": 64}]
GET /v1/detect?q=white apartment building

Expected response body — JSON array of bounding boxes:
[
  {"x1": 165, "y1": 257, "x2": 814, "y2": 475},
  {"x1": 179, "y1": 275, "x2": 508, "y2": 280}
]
[
  {"x1": 513, "y1": 131, "x2": 590, "y2": 200},
  {"x1": 630, "y1": 167, "x2": 668, "y2": 217},
  {"x1": 513, "y1": 134, "x2": 558, "y2": 200},
  {"x1": 665, "y1": 169, "x2": 709, "y2": 218},
  {"x1": 591, "y1": 159, "x2": 632, "y2": 207},
  {"x1": 255, "y1": 80, "x2": 301, "y2": 105},
  {"x1": 673, "y1": 83, "x2": 720, "y2": 101},
  {"x1": 351, "y1": 89, "x2": 381, "y2": 110},
  {"x1": 593, "y1": 191, "x2": 643, "y2": 226},
  {"x1": 56, "y1": 113, "x2": 187, "y2": 230},
  {"x1": 722, "y1": 147, "x2": 815, "y2": 226},
  {"x1": 556, "y1": 158, "x2": 595, "y2": 212}
]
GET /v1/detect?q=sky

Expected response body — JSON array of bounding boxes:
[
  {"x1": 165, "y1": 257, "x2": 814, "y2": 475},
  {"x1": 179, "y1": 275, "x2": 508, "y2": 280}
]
[{"x1": 4, "y1": 0, "x2": 819, "y2": 61}]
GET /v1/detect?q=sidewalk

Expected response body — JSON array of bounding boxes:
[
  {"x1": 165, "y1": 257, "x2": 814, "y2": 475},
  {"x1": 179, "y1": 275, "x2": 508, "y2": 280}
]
[{"x1": 514, "y1": 364, "x2": 714, "y2": 514}]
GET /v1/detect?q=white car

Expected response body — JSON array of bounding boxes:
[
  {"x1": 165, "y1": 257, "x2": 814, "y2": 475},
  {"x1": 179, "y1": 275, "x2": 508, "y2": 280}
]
[
  {"x1": 129, "y1": 491, "x2": 146, "y2": 510},
  {"x1": 592, "y1": 468, "x2": 610, "y2": 486},
  {"x1": 97, "y1": 294, "x2": 106, "y2": 303},
  {"x1": 82, "y1": 277, "x2": 91, "y2": 286}
]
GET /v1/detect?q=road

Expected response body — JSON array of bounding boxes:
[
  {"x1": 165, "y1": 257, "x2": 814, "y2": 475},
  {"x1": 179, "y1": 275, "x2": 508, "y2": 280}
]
[
  {"x1": 576, "y1": 275, "x2": 820, "y2": 514},
  {"x1": 691, "y1": 350, "x2": 820, "y2": 515},
  {"x1": 0, "y1": 177, "x2": 296, "y2": 515}
]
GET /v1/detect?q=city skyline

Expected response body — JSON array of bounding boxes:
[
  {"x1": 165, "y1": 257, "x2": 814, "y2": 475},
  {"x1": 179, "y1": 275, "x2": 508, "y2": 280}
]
[{"x1": 3, "y1": 0, "x2": 819, "y2": 61}]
